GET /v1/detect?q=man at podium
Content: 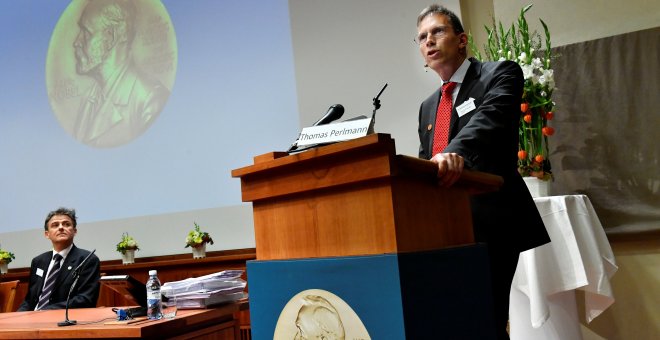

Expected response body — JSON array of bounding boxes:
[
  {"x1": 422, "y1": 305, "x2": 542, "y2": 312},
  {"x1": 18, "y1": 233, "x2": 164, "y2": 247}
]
[{"x1": 414, "y1": 5, "x2": 550, "y2": 339}]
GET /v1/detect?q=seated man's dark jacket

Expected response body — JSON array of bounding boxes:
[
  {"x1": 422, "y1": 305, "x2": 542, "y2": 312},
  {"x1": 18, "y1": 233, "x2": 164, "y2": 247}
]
[{"x1": 17, "y1": 245, "x2": 100, "y2": 311}]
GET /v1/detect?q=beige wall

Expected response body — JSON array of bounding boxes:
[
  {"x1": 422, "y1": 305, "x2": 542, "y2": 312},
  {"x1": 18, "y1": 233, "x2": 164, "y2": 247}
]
[
  {"x1": 462, "y1": 0, "x2": 660, "y2": 52},
  {"x1": 460, "y1": 0, "x2": 495, "y2": 58},
  {"x1": 493, "y1": 0, "x2": 659, "y2": 47},
  {"x1": 581, "y1": 237, "x2": 660, "y2": 339}
]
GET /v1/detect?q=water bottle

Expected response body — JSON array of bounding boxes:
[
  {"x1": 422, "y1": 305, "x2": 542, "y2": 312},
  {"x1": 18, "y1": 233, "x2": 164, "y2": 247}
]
[{"x1": 146, "y1": 270, "x2": 162, "y2": 320}]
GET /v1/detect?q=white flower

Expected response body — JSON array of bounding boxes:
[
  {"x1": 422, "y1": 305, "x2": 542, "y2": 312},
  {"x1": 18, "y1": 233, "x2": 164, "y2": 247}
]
[
  {"x1": 518, "y1": 52, "x2": 528, "y2": 64},
  {"x1": 532, "y1": 57, "x2": 543, "y2": 69},
  {"x1": 531, "y1": 75, "x2": 539, "y2": 85},
  {"x1": 521, "y1": 64, "x2": 535, "y2": 80},
  {"x1": 498, "y1": 56, "x2": 506, "y2": 61},
  {"x1": 540, "y1": 90, "x2": 547, "y2": 97},
  {"x1": 539, "y1": 69, "x2": 555, "y2": 89}
]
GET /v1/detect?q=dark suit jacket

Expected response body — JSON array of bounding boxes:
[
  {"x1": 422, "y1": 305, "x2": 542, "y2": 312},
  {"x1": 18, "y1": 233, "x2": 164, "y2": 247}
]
[
  {"x1": 17, "y1": 245, "x2": 100, "y2": 311},
  {"x1": 418, "y1": 58, "x2": 550, "y2": 253}
]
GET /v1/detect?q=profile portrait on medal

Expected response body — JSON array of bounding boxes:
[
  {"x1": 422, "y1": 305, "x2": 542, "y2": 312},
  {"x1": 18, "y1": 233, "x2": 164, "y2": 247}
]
[
  {"x1": 274, "y1": 289, "x2": 371, "y2": 340},
  {"x1": 46, "y1": 0, "x2": 177, "y2": 148},
  {"x1": 294, "y1": 295, "x2": 345, "y2": 340}
]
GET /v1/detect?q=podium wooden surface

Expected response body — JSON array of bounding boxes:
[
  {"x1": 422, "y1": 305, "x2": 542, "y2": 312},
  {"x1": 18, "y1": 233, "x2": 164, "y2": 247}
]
[
  {"x1": 231, "y1": 133, "x2": 502, "y2": 260},
  {"x1": 0, "y1": 301, "x2": 247, "y2": 339}
]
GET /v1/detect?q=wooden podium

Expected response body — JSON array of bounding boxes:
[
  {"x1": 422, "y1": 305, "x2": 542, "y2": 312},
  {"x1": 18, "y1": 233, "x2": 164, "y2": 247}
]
[
  {"x1": 231, "y1": 133, "x2": 502, "y2": 260},
  {"x1": 231, "y1": 133, "x2": 503, "y2": 339}
]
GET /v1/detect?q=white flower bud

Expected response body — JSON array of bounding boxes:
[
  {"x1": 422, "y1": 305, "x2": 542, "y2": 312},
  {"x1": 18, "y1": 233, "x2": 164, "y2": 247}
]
[{"x1": 521, "y1": 64, "x2": 534, "y2": 80}]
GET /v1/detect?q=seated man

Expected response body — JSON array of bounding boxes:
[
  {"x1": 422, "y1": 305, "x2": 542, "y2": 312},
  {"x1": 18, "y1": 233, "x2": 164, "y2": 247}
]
[{"x1": 17, "y1": 207, "x2": 100, "y2": 311}]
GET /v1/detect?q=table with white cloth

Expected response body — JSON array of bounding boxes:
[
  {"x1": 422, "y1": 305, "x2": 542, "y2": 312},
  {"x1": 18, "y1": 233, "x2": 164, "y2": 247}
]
[{"x1": 509, "y1": 194, "x2": 618, "y2": 340}]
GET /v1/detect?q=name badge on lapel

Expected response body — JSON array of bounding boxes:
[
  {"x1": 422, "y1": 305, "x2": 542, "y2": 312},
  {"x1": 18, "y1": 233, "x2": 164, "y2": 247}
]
[
  {"x1": 456, "y1": 97, "x2": 476, "y2": 117},
  {"x1": 36, "y1": 268, "x2": 44, "y2": 277}
]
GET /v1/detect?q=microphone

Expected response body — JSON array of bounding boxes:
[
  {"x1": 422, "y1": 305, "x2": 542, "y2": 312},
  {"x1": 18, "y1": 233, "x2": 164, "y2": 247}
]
[
  {"x1": 287, "y1": 104, "x2": 345, "y2": 153},
  {"x1": 312, "y1": 104, "x2": 344, "y2": 126},
  {"x1": 58, "y1": 249, "x2": 96, "y2": 327}
]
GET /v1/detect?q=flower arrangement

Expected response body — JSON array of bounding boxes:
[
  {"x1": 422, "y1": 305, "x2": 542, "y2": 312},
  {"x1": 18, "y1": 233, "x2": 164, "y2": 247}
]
[
  {"x1": 185, "y1": 222, "x2": 214, "y2": 248},
  {"x1": 116, "y1": 232, "x2": 140, "y2": 254},
  {"x1": 0, "y1": 247, "x2": 15, "y2": 264},
  {"x1": 469, "y1": 4, "x2": 556, "y2": 180}
]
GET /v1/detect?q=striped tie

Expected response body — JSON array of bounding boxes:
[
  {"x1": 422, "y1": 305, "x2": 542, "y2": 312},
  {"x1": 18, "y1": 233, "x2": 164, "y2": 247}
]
[{"x1": 36, "y1": 253, "x2": 63, "y2": 310}]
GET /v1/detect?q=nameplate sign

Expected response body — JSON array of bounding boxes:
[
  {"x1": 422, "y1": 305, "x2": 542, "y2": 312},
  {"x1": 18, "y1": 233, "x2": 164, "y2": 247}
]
[{"x1": 296, "y1": 118, "x2": 371, "y2": 146}]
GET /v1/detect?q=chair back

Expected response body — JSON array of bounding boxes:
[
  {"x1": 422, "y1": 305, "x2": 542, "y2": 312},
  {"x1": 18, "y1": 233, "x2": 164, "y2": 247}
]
[{"x1": 0, "y1": 280, "x2": 19, "y2": 313}]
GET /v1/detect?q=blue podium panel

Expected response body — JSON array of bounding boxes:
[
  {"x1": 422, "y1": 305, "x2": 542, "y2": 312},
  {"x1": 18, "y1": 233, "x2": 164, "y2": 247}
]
[{"x1": 248, "y1": 244, "x2": 496, "y2": 340}]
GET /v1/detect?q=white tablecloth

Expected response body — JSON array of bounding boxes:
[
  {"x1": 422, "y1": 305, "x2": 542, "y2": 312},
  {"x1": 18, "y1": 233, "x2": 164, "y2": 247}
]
[{"x1": 510, "y1": 195, "x2": 618, "y2": 340}]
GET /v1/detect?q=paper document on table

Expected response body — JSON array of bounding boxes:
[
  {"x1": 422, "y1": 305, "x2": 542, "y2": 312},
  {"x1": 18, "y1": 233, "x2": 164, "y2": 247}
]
[
  {"x1": 161, "y1": 270, "x2": 246, "y2": 308},
  {"x1": 161, "y1": 269, "x2": 244, "y2": 296},
  {"x1": 174, "y1": 285, "x2": 246, "y2": 299},
  {"x1": 176, "y1": 292, "x2": 247, "y2": 309}
]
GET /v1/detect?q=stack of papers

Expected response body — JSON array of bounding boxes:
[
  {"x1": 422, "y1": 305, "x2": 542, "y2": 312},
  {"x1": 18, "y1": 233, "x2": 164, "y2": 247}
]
[{"x1": 162, "y1": 270, "x2": 247, "y2": 309}]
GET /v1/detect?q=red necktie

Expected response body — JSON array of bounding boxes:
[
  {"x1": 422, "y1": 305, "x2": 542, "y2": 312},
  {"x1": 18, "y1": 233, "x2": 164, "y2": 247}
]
[{"x1": 432, "y1": 82, "x2": 457, "y2": 156}]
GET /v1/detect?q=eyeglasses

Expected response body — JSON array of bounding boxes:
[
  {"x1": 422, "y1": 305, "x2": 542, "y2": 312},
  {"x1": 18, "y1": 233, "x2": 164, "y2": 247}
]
[{"x1": 414, "y1": 25, "x2": 450, "y2": 45}]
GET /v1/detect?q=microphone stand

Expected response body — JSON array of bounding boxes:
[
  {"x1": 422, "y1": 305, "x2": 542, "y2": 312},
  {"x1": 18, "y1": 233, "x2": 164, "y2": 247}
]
[
  {"x1": 58, "y1": 249, "x2": 95, "y2": 327},
  {"x1": 368, "y1": 83, "x2": 388, "y2": 134},
  {"x1": 57, "y1": 274, "x2": 80, "y2": 326}
]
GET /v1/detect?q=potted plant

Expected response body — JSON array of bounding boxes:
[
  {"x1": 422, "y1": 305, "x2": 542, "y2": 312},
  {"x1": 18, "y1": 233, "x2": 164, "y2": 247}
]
[
  {"x1": 0, "y1": 247, "x2": 15, "y2": 274},
  {"x1": 469, "y1": 4, "x2": 557, "y2": 196},
  {"x1": 185, "y1": 222, "x2": 214, "y2": 258},
  {"x1": 116, "y1": 232, "x2": 140, "y2": 265}
]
